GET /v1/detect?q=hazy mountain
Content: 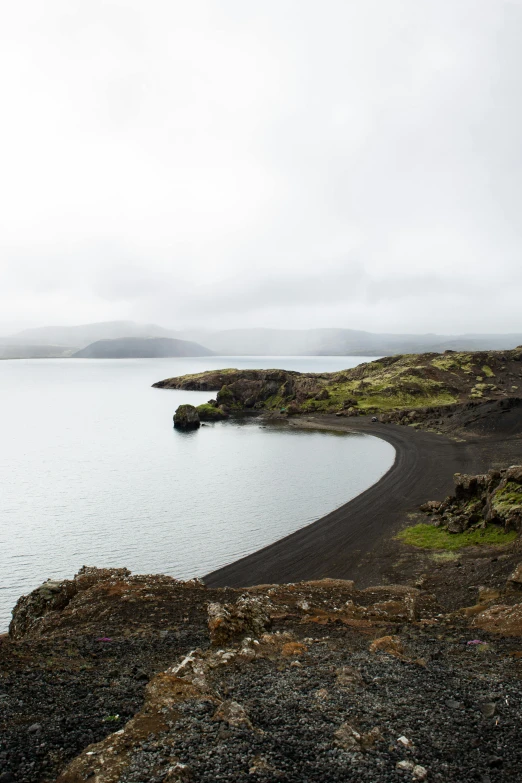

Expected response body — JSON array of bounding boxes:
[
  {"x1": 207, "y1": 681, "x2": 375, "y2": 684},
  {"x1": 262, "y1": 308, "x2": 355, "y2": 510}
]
[
  {"x1": 3, "y1": 322, "x2": 522, "y2": 359},
  {"x1": 5, "y1": 321, "x2": 176, "y2": 348},
  {"x1": 72, "y1": 337, "x2": 213, "y2": 359},
  {"x1": 174, "y1": 328, "x2": 522, "y2": 356},
  {"x1": 0, "y1": 344, "x2": 73, "y2": 359}
]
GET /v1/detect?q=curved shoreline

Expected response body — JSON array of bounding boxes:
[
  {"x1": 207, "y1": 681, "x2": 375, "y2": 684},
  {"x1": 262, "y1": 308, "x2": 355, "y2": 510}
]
[{"x1": 204, "y1": 416, "x2": 478, "y2": 588}]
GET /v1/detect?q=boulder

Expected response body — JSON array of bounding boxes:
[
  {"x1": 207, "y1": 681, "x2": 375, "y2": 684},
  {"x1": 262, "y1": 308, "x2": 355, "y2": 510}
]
[
  {"x1": 207, "y1": 595, "x2": 272, "y2": 645},
  {"x1": 505, "y1": 465, "x2": 522, "y2": 483},
  {"x1": 446, "y1": 515, "x2": 467, "y2": 534},
  {"x1": 454, "y1": 473, "x2": 488, "y2": 500},
  {"x1": 173, "y1": 404, "x2": 200, "y2": 430},
  {"x1": 420, "y1": 500, "x2": 442, "y2": 514}
]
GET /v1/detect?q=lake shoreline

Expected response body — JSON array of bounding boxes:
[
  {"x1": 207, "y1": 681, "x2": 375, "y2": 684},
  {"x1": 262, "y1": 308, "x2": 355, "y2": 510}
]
[{"x1": 204, "y1": 412, "x2": 522, "y2": 588}]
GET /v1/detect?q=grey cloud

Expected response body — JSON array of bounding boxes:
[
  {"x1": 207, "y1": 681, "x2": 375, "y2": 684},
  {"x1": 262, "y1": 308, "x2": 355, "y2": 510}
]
[{"x1": 1, "y1": 0, "x2": 521, "y2": 334}]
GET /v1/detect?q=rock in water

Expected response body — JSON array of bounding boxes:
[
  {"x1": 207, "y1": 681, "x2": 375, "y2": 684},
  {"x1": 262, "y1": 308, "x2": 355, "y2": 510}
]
[{"x1": 173, "y1": 404, "x2": 200, "y2": 430}]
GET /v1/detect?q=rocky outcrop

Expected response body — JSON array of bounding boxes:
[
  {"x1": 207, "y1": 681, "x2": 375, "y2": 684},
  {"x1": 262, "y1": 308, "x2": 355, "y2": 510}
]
[
  {"x1": 153, "y1": 349, "x2": 522, "y2": 418},
  {"x1": 173, "y1": 404, "x2": 200, "y2": 430},
  {"x1": 420, "y1": 465, "x2": 522, "y2": 533},
  {"x1": 472, "y1": 602, "x2": 522, "y2": 636},
  {"x1": 5, "y1": 566, "x2": 522, "y2": 783},
  {"x1": 9, "y1": 566, "x2": 131, "y2": 639}
]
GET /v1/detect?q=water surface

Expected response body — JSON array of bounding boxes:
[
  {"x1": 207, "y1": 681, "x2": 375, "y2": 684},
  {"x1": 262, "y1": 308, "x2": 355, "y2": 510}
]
[{"x1": 0, "y1": 356, "x2": 394, "y2": 630}]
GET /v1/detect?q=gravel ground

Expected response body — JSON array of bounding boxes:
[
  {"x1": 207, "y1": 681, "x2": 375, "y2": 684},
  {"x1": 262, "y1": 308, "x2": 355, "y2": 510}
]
[
  {"x1": 2, "y1": 566, "x2": 522, "y2": 783},
  {"x1": 0, "y1": 629, "x2": 207, "y2": 783},
  {"x1": 106, "y1": 622, "x2": 522, "y2": 783}
]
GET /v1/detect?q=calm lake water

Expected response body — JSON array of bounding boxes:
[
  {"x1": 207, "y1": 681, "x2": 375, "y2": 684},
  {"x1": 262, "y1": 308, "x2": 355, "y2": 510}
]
[{"x1": 0, "y1": 356, "x2": 394, "y2": 630}]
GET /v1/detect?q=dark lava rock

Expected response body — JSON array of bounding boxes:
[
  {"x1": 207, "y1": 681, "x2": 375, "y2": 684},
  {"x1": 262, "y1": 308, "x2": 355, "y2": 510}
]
[{"x1": 173, "y1": 404, "x2": 200, "y2": 430}]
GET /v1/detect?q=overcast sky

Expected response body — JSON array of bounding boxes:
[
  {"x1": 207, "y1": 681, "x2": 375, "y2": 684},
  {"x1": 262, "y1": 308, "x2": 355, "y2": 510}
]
[{"x1": 1, "y1": 0, "x2": 521, "y2": 334}]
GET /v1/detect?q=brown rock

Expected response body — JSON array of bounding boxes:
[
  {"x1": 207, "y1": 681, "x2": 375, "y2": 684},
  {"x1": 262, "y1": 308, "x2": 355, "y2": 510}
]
[
  {"x1": 420, "y1": 500, "x2": 442, "y2": 513},
  {"x1": 207, "y1": 595, "x2": 272, "y2": 645},
  {"x1": 478, "y1": 586, "x2": 502, "y2": 603},
  {"x1": 473, "y1": 603, "x2": 522, "y2": 636},
  {"x1": 281, "y1": 641, "x2": 307, "y2": 657},
  {"x1": 334, "y1": 723, "x2": 381, "y2": 751},
  {"x1": 213, "y1": 700, "x2": 253, "y2": 730},
  {"x1": 9, "y1": 566, "x2": 131, "y2": 640},
  {"x1": 369, "y1": 635, "x2": 404, "y2": 656}
]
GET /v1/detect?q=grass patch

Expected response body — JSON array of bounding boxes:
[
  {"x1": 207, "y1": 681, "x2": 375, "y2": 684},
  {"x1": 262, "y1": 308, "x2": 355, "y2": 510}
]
[
  {"x1": 396, "y1": 523, "x2": 517, "y2": 551},
  {"x1": 482, "y1": 365, "x2": 495, "y2": 377}
]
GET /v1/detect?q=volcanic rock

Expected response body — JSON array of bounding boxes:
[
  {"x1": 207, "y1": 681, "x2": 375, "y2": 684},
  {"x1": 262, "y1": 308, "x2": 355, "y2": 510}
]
[{"x1": 173, "y1": 404, "x2": 200, "y2": 430}]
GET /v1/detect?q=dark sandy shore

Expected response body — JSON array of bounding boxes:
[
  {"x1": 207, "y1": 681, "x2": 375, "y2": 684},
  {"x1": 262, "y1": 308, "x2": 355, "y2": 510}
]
[{"x1": 204, "y1": 414, "x2": 522, "y2": 588}]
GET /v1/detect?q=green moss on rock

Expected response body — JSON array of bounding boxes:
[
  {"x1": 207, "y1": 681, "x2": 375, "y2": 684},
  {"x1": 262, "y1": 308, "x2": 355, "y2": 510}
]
[
  {"x1": 196, "y1": 403, "x2": 229, "y2": 422},
  {"x1": 491, "y1": 481, "x2": 522, "y2": 514}
]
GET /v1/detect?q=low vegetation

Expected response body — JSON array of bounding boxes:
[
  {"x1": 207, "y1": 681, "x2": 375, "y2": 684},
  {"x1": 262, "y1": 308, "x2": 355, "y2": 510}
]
[
  {"x1": 397, "y1": 523, "x2": 517, "y2": 551},
  {"x1": 196, "y1": 403, "x2": 228, "y2": 422}
]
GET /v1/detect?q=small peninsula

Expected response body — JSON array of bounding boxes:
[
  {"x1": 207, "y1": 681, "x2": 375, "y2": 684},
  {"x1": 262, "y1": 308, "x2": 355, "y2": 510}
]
[{"x1": 153, "y1": 347, "x2": 522, "y2": 418}]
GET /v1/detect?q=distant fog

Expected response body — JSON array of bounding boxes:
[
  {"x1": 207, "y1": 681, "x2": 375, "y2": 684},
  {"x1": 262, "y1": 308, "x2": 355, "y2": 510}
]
[{"x1": 1, "y1": 2, "x2": 522, "y2": 334}]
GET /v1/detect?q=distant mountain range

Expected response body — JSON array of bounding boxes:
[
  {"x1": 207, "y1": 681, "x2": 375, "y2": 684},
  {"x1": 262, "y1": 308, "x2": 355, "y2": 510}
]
[
  {"x1": 2, "y1": 321, "x2": 174, "y2": 347},
  {"x1": 1, "y1": 321, "x2": 522, "y2": 359},
  {"x1": 177, "y1": 328, "x2": 522, "y2": 356},
  {"x1": 0, "y1": 344, "x2": 72, "y2": 359}
]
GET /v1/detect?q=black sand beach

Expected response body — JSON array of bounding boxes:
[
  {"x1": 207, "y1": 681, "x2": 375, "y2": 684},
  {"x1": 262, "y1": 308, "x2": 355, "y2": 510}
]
[{"x1": 204, "y1": 413, "x2": 522, "y2": 588}]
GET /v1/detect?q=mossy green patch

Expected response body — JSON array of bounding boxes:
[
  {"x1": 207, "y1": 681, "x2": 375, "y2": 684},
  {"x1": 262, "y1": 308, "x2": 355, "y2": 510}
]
[
  {"x1": 196, "y1": 403, "x2": 228, "y2": 421},
  {"x1": 396, "y1": 523, "x2": 517, "y2": 550},
  {"x1": 431, "y1": 356, "x2": 459, "y2": 371},
  {"x1": 491, "y1": 481, "x2": 522, "y2": 514},
  {"x1": 431, "y1": 352, "x2": 476, "y2": 374},
  {"x1": 482, "y1": 365, "x2": 495, "y2": 378},
  {"x1": 264, "y1": 394, "x2": 285, "y2": 410}
]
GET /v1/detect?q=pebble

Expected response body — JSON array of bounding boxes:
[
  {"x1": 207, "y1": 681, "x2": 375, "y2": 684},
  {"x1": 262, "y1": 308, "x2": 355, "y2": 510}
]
[{"x1": 479, "y1": 702, "x2": 496, "y2": 718}]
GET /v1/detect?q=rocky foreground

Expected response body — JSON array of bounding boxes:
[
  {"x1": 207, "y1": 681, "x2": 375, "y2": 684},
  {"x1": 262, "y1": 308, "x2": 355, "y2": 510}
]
[{"x1": 2, "y1": 561, "x2": 522, "y2": 783}]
